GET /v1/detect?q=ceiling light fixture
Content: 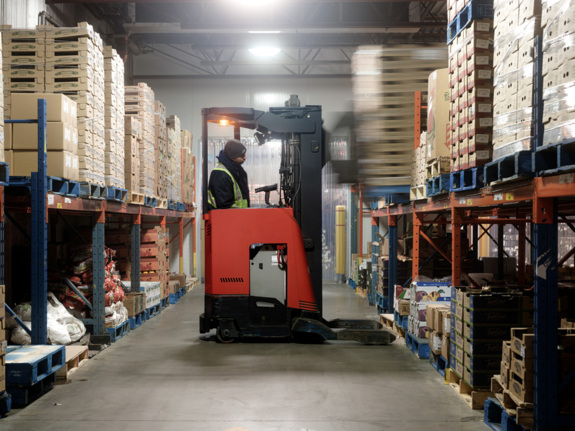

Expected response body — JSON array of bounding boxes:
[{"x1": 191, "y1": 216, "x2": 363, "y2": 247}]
[
  {"x1": 248, "y1": 30, "x2": 281, "y2": 34},
  {"x1": 248, "y1": 47, "x2": 281, "y2": 56}
]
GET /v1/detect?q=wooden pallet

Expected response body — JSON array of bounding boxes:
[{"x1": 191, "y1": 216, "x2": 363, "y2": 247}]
[
  {"x1": 490, "y1": 374, "x2": 534, "y2": 428},
  {"x1": 448, "y1": 368, "x2": 493, "y2": 410},
  {"x1": 127, "y1": 192, "x2": 145, "y2": 205},
  {"x1": 426, "y1": 157, "x2": 451, "y2": 179},
  {"x1": 56, "y1": 346, "x2": 89, "y2": 384}
]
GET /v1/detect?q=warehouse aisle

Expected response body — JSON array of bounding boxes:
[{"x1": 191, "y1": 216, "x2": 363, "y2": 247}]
[{"x1": 2, "y1": 283, "x2": 486, "y2": 431}]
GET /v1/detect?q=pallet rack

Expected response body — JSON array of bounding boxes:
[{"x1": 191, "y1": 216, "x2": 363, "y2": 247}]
[
  {"x1": 371, "y1": 86, "x2": 575, "y2": 431},
  {"x1": 3, "y1": 99, "x2": 195, "y2": 344}
]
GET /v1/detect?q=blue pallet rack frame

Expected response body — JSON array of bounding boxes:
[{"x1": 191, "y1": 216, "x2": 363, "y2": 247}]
[{"x1": 5, "y1": 99, "x2": 49, "y2": 344}]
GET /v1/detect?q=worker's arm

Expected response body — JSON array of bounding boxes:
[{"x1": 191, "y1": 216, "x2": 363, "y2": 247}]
[{"x1": 208, "y1": 170, "x2": 236, "y2": 209}]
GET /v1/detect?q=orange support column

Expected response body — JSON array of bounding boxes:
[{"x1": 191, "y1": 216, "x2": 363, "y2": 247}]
[{"x1": 452, "y1": 204, "x2": 463, "y2": 286}]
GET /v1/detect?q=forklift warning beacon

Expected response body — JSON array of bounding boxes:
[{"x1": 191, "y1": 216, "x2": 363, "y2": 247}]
[{"x1": 200, "y1": 96, "x2": 396, "y2": 344}]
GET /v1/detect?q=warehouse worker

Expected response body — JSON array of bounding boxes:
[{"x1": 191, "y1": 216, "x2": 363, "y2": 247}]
[{"x1": 207, "y1": 139, "x2": 250, "y2": 209}]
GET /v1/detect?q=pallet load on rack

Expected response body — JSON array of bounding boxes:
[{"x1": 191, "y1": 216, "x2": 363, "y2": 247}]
[
  {"x1": 425, "y1": 69, "x2": 452, "y2": 197},
  {"x1": 447, "y1": 4, "x2": 495, "y2": 191},
  {"x1": 44, "y1": 23, "x2": 106, "y2": 186},
  {"x1": 351, "y1": 45, "x2": 447, "y2": 188},
  {"x1": 426, "y1": 302, "x2": 452, "y2": 359},
  {"x1": 125, "y1": 83, "x2": 156, "y2": 202},
  {"x1": 8, "y1": 93, "x2": 79, "y2": 181},
  {"x1": 450, "y1": 287, "x2": 533, "y2": 393},
  {"x1": 0, "y1": 26, "x2": 44, "y2": 112},
  {"x1": 181, "y1": 129, "x2": 195, "y2": 205},
  {"x1": 103, "y1": 47, "x2": 125, "y2": 190},
  {"x1": 124, "y1": 116, "x2": 142, "y2": 203},
  {"x1": 154, "y1": 100, "x2": 168, "y2": 208},
  {"x1": 484, "y1": 0, "x2": 541, "y2": 184},
  {"x1": 140, "y1": 227, "x2": 169, "y2": 300},
  {"x1": 376, "y1": 257, "x2": 412, "y2": 299},
  {"x1": 536, "y1": 0, "x2": 575, "y2": 174},
  {"x1": 166, "y1": 115, "x2": 182, "y2": 205},
  {"x1": 410, "y1": 136, "x2": 428, "y2": 200}
]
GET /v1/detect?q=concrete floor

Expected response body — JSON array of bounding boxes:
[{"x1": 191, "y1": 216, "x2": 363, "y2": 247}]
[{"x1": 2, "y1": 283, "x2": 487, "y2": 431}]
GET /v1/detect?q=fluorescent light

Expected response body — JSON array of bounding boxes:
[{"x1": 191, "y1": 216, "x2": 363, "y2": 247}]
[
  {"x1": 248, "y1": 30, "x2": 281, "y2": 34},
  {"x1": 249, "y1": 47, "x2": 281, "y2": 56}
]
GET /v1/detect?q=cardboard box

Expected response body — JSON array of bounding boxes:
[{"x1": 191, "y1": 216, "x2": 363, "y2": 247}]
[
  {"x1": 12, "y1": 122, "x2": 78, "y2": 152},
  {"x1": 398, "y1": 299, "x2": 410, "y2": 316},
  {"x1": 168, "y1": 280, "x2": 180, "y2": 295},
  {"x1": 11, "y1": 93, "x2": 77, "y2": 125},
  {"x1": 426, "y1": 68, "x2": 451, "y2": 161},
  {"x1": 12, "y1": 150, "x2": 79, "y2": 180},
  {"x1": 442, "y1": 334, "x2": 450, "y2": 359}
]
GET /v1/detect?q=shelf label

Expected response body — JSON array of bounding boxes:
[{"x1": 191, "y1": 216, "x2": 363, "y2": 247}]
[
  {"x1": 467, "y1": 199, "x2": 473, "y2": 206},
  {"x1": 57, "y1": 203, "x2": 62, "y2": 209},
  {"x1": 65, "y1": 198, "x2": 72, "y2": 204},
  {"x1": 560, "y1": 173, "x2": 574, "y2": 184},
  {"x1": 459, "y1": 199, "x2": 467, "y2": 204},
  {"x1": 505, "y1": 193, "x2": 514, "y2": 201},
  {"x1": 47, "y1": 195, "x2": 54, "y2": 206},
  {"x1": 494, "y1": 193, "x2": 503, "y2": 201}
]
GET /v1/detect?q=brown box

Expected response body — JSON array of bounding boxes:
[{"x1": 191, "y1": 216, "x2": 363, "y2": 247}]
[
  {"x1": 169, "y1": 273, "x2": 187, "y2": 290},
  {"x1": 168, "y1": 280, "x2": 180, "y2": 294},
  {"x1": 3, "y1": 123, "x2": 12, "y2": 150},
  {"x1": 427, "y1": 68, "x2": 451, "y2": 161},
  {"x1": 398, "y1": 299, "x2": 410, "y2": 316},
  {"x1": 502, "y1": 340, "x2": 512, "y2": 365},
  {"x1": 0, "y1": 353, "x2": 5, "y2": 393},
  {"x1": 442, "y1": 334, "x2": 450, "y2": 359},
  {"x1": 12, "y1": 150, "x2": 79, "y2": 180},
  {"x1": 510, "y1": 328, "x2": 534, "y2": 358},
  {"x1": 13, "y1": 122, "x2": 78, "y2": 152},
  {"x1": 500, "y1": 362, "x2": 510, "y2": 388},
  {"x1": 11, "y1": 93, "x2": 77, "y2": 125}
]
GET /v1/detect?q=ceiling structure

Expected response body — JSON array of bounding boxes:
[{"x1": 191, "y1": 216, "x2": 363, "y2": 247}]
[{"x1": 48, "y1": 0, "x2": 448, "y2": 77}]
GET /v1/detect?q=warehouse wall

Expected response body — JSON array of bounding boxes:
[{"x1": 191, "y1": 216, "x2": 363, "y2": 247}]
[
  {"x1": 0, "y1": 0, "x2": 45, "y2": 27},
  {"x1": 137, "y1": 75, "x2": 354, "y2": 278}
]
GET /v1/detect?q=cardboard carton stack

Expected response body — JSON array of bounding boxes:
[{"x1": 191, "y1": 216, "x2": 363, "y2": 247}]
[
  {"x1": 140, "y1": 227, "x2": 169, "y2": 299},
  {"x1": 426, "y1": 302, "x2": 451, "y2": 360},
  {"x1": 166, "y1": 115, "x2": 182, "y2": 203},
  {"x1": 426, "y1": 68, "x2": 452, "y2": 170},
  {"x1": 140, "y1": 281, "x2": 160, "y2": 309},
  {"x1": 123, "y1": 292, "x2": 145, "y2": 317},
  {"x1": 352, "y1": 45, "x2": 447, "y2": 186},
  {"x1": 1, "y1": 27, "x2": 45, "y2": 114},
  {"x1": 408, "y1": 281, "x2": 451, "y2": 339},
  {"x1": 377, "y1": 256, "x2": 412, "y2": 299},
  {"x1": 44, "y1": 23, "x2": 106, "y2": 185},
  {"x1": 125, "y1": 83, "x2": 155, "y2": 197},
  {"x1": 103, "y1": 47, "x2": 125, "y2": 189},
  {"x1": 448, "y1": 16, "x2": 495, "y2": 172},
  {"x1": 154, "y1": 100, "x2": 168, "y2": 204},
  {"x1": 541, "y1": 0, "x2": 575, "y2": 146},
  {"x1": 410, "y1": 137, "x2": 427, "y2": 200},
  {"x1": 492, "y1": 0, "x2": 541, "y2": 160},
  {"x1": 451, "y1": 287, "x2": 534, "y2": 389},
  {"x1": 124, "y1": 116, "x2": 142, "y2": 199},
  {"x1": 8, "y1": 93, "x2": 79, "y2": 180},
  {"x1": 181, "y1": 129, "x2": 195, "y2": 204}
]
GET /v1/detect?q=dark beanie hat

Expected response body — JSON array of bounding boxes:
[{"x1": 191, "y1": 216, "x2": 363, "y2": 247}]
[{"x1": 224, "y1": 139, "x2": 247, "y2": 159}]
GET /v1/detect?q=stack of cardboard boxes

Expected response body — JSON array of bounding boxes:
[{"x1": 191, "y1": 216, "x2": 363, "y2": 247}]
[
  {"x1": 123, "y1": 292, "x2": 146, "y2": 317},
  {"x1": 408, "y1": 281, "x2": 451, "y2": 339},
  {"x1": 448, "y1": 16, "x2": 494, "y2": 172},
  {"x1": 426, "y1": 302, "x2": 451, "y2": 360},
  {"x1": 140, "y1": 281, "x2": 161, "y2": 310},
  {"x1": 8, "y1": 93, "x2": 79, "y2": 180},
  {"x1": 181, "y1": 129, "x2": 195, "y2": 204},
  {"x1": 124, "y1": 116, "x2": 141, "y2": 200},
  {"x1": 154, "y1": 100, "x2": 168, "y2": 204},
  {"x1": 44, "y1": 24, "x2": 106, "y2": 185},
  {"x1": 352, "y1": 45, "x2": 447, "y2": 187},
  {"x1": 541, "y1": 0, "x2": 575, "y2": 146},
  {"x1": 426, "y1": 69, "x2": 452, "y2": 173},
  {"x1": 166, "y1": 115, "x2": 182, "y2": 203},
  {"x1": 492, "y1": 0, "x2": 541, "y2": 159},
  {"x1": 451, "y1": 287, "x2": 533, "y2": 389},
  {"x1": 103, "y1": 47, "x2": 125, "y2": 189},
  {"x1": 410, "y1": 137, "x2": 427, "y2": 200},
  {"x1": 125, "y1": 83, "x2": 155, "y2": 198},
  {"x1": 140, "y1": 227, "x2": 169, "y2": 299}
]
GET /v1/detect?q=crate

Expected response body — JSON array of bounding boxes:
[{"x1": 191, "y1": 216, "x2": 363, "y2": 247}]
[
  {"x1": 484, "y1": 152, "x2": 534, "y2": 185},
  {"x1": 450, "y1": 167, "x2": 485, "y2": 192},
  {"x1": 426, "y1": 174, "x2": 451, "y2": 196},
  {"x1": 534, "y1": 138, "x2": 575, "y2": 176}
]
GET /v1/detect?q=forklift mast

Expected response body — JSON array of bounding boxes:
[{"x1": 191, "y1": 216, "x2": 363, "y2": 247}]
[{"x1": 201, "y1": 100, "x2": 325, "y2": 313}]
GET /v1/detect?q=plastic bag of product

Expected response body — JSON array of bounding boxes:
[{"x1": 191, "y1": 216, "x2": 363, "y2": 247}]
[
  {"x1": 11, "y1": 321, "x2": 32, "y2": 345},
  {"x1": 14, "y1": 303, "x2": 32, "y2": 321},
  {"x1": 47, "y1": 291, "x2": 86, "y2": 344}
]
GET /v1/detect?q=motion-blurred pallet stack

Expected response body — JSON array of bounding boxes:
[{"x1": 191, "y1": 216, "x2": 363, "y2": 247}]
[
  {"x1": 352, "y1": 45, "x2": 447, "y2": 188},
  {"x1": 166, "y1": 115, "x2": 182, "y2": 204},
  {"x1": 181, "y1": 129, "x2": 195, "y2": 205},
  {"x1": 154, "y1": 100, "x2": 168, "y2": 207},
  {"x1": 124, "y1": 116, "x2": 142, "y2": 203}
]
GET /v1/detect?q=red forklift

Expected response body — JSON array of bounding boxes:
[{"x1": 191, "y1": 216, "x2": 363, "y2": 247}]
[{"x1": 199, "y1": 96, "x2": 395, "y2": 345}]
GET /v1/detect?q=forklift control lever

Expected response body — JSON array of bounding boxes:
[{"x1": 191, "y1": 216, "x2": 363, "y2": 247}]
[{"x1": 255, "y1": 184, "x2": 278, "y2": 206}]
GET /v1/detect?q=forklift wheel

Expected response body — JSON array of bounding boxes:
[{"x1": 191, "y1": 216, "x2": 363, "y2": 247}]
[{"x1": 216, "y1": 326, "x2": 237, "y2": 344}]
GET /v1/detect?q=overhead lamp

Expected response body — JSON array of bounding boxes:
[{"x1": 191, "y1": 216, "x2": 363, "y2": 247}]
[
  {"x1": 248, "y1": 47, "x2": 281, "y2": 56},
  {"x1": 248, "y1": 30, "x2": 281, "y2": 34},
  {"x1": 218, "y1": 119, "x2": 230, "y2": 127}
]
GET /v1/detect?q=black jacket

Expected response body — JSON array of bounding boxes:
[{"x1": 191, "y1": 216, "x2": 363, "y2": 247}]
[{"x1": 208, "y1": 150, "x2": 250, "y2": 209}]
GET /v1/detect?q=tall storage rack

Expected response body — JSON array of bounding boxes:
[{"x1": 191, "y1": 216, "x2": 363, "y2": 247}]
[{"x1": 4, "y1": 100, "x2": 195, "y2": 344}]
